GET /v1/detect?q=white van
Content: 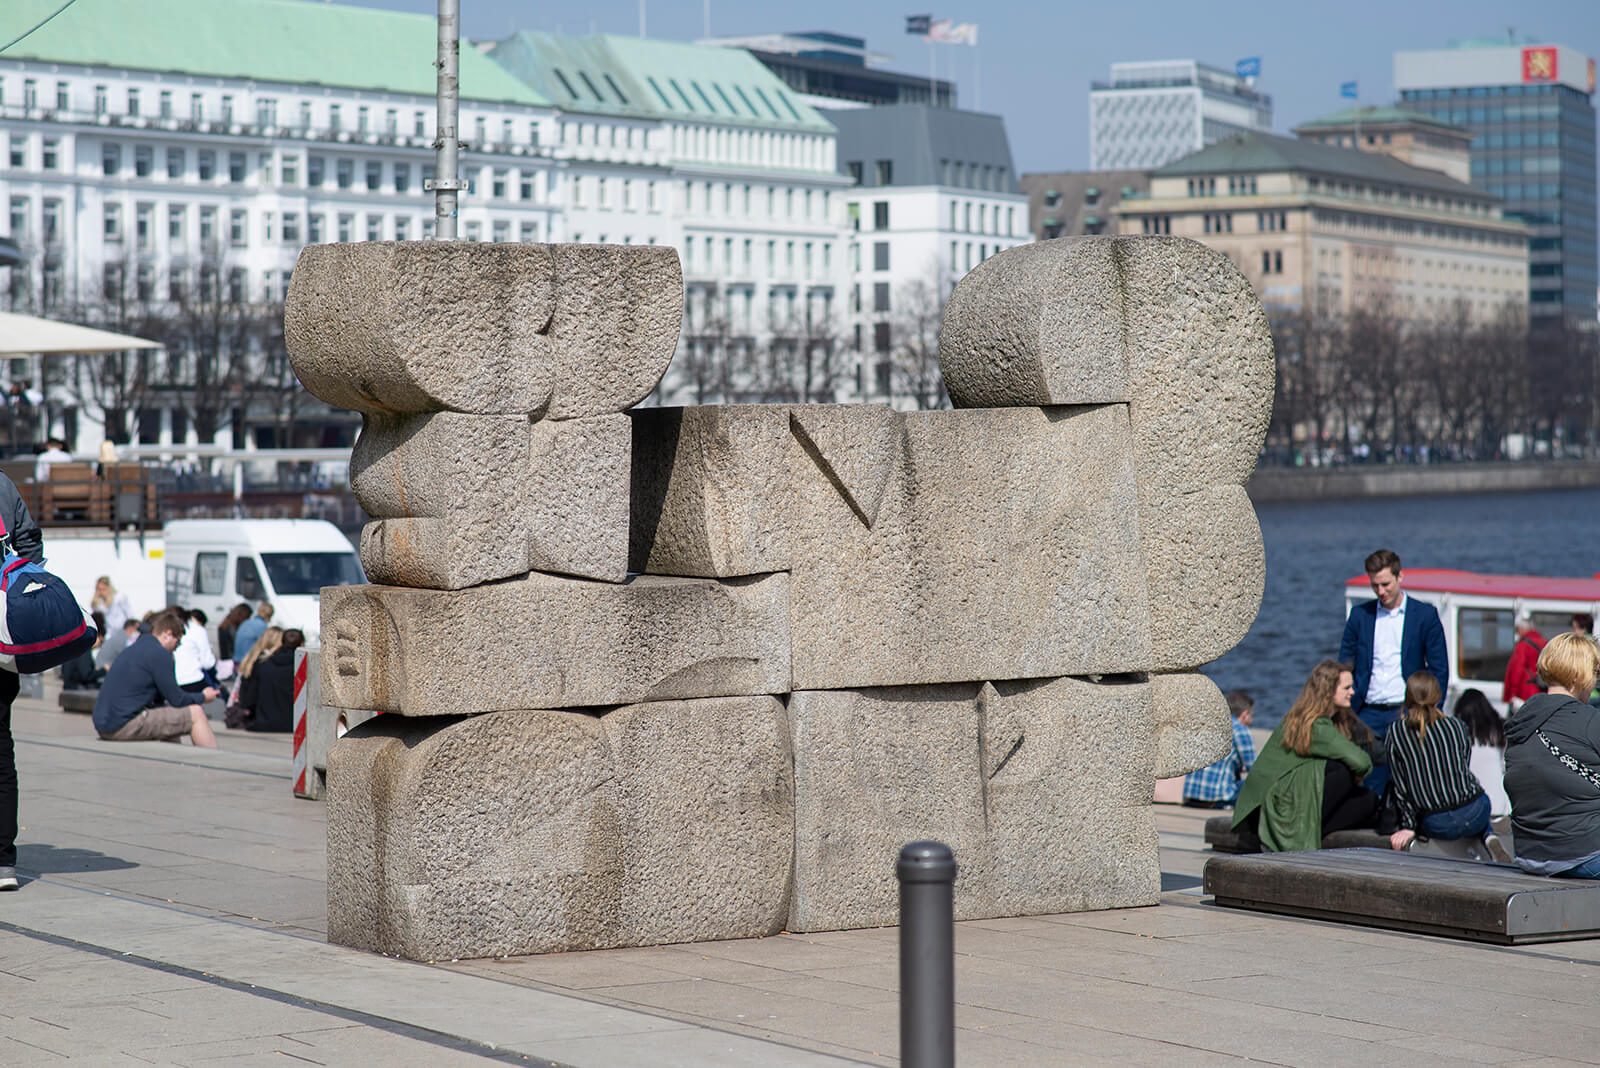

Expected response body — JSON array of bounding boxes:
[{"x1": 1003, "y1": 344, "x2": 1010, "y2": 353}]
[{"x1": 164, "y1": 519, "x2": 364, "y2": 646}]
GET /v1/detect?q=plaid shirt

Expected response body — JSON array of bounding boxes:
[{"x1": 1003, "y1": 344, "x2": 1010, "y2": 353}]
[{"x1": 1183, "y1": 718, "x2": 1257, "y2": 803}]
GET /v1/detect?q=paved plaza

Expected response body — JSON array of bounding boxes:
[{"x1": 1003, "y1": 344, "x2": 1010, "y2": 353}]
[{"x1": 4, "y1": 685, "x2": 1600, "y2": 1065}]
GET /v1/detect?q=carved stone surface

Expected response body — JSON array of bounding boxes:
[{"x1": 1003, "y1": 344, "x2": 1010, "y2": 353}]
[
  {"x1": 1151, "y1": 671, "x2": 1234, "y2": 780},
  {"x1": 320, "y1": 572, "x2": 791, "y2": 716},
  {"x1": 787, "y1": 677, "x2": 1160, "y2": 932},
  {"x1": 326, "y1": 698, "x2": 793, "y2": 961},
  {"x1": 285, "y1": 242, "x2": 682, "y2": 418},
  {"x1": 788, "y1": 404, "x2": 1153, "y2": 689}
]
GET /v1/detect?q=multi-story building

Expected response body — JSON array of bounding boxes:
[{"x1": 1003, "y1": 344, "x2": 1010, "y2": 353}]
[
  {"x1": 1291, "y1": 106, "x2": 1473, "y2": 184},
  {"x1": 1111, "y1": 130, "x2": 1529, "y2": 322},
  {"x1": 489, "y1": 31, "x2": 854, "y2": 404},
  {"x1": 826, "y1": 104, "x2": 1030, "y2": 406},
  {"x1": 0, "y1": 0, "x2": 557, "y2": 450},
  {"x1": 1395, "y1": 40, "x2": 1597, "y2": 322},
  {"x1": 1089, "y1": 60, "x2": 1273, "y2": 172},
  {"x1": 702, "y1": 32, "x2": 955, "y2": 111},
  {"x1": 1018, "y1": 170, "x2": 1149, "y2": 240}
]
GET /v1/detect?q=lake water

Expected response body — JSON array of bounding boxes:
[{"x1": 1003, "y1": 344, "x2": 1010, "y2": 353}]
[{"x1": 1199, "y1": 485, "x2": 1600, "y2": 729}]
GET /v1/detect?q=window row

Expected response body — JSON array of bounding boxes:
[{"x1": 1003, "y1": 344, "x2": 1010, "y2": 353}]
[
  {"x1": 948, "y1": 240, "x2": 1001, "y2": 275},
  {"x1": 682, "y1": 235, "x2": 836, "y2": 279},
  {"x1": 672, "y1": 179, "x2": 833, "y2": 223},
  {"x1": 946, "y1": 200, "x2": 1017, "y2": 236}
]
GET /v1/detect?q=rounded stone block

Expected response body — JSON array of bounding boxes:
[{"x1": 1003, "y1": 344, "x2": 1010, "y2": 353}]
[
  {"x1": 286, "y1": 241, "x2": 682, "y2": 418},
  {"x1": 1151, "y1": 671, "x2": 1234, "y2": 779},
  {"x1": 1140, "y1": 483, "x2": 1264, "y2": 673}
]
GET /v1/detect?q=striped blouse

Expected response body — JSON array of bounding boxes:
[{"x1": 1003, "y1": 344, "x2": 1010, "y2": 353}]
[{"x1": 1383, "y1": 715, "x2": 1484, "y2": 829}]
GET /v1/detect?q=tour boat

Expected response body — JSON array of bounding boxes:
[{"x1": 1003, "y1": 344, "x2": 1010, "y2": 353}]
[{"x1": 1343, "y1": 570, "x2": 1600, "y2": 714}]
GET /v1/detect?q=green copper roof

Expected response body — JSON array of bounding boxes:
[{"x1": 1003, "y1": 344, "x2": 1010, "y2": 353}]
[
  {"x1": 488, "y1": 32, "x2": 832, "y2": 132},
  {"x1": 0, "y1": 0, "x2": 549, "y2": 105},
  {"x1": 1295, "y1": 105, "x2": 1465, "y2": 133}
]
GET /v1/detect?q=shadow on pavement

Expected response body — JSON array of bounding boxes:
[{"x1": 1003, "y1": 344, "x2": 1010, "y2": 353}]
[
  {"x1": 18, "y1": 843, "x2": 139, "y2": 874},
  {"x1": 1161, "y1": 871, "x2": 1203, "y2": 891}
]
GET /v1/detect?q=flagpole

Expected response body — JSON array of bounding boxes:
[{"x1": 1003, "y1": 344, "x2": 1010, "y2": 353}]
[
  {"x1": 974, "y1": 48, "x2": 980, "y2": 111},
  {"x1": 929, "y1": 38, "x2": 936, "y2": 105}
]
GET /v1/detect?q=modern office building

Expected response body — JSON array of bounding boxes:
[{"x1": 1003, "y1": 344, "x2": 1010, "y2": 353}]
[
  {"x1": 1089, "y1": 60, "x2": 1273, "y2": 172},
  {"x1": 826, "y1": 104, "x2": 1029, "y2": 407},
  {"x1": 1111, "y1": 131, "x2": 1529, "y2": 322},
  {"x1": 702, "y1": 32, "x2": 955, "y2": 110},
  {"x1": 1395, "y1": 40, "x2": 1597, "y2": 322},
  {"x1": 1018, "y1": 171, "x2": 1149, "y2": 240}
]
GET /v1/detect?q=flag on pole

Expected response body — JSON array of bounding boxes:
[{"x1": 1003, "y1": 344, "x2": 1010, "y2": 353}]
[
  {"x1": 906, "y1": 14, "x2": 932, "y2": 35},
  {"x1": 1235, "y1": 57, "x2": 1261, "y2": 79},
  {"x1": 926, "y1": 18, "x2": 978, "y2": 46},
  {"x1": 1340, "y1": 80, "x2": 1358, "y2": 99}
]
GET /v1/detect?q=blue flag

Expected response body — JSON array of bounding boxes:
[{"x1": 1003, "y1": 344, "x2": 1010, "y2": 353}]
[
  {"x1": 906, "y1": 14, "x2": 932, "y2": 35},
  {"x1": 1236, "y1": 57, "x2": 1261, "y2": 79},
  {"x1": 1340, "y1": 80, "x2": 1358, "y2": 99}
]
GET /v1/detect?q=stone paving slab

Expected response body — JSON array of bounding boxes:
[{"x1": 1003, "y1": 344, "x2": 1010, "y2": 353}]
[{"x1": 9, "y1": 687, "x2": 1600, "y2": 1065}]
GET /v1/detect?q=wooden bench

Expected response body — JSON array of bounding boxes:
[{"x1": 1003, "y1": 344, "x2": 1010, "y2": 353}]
[
  {"x1": 1205, "y1": 848, "x2": 1600, "y2": 944},
  {"x1": 58, "y1": 689, "x2": 96, "y2": 714},
  {"x1": 1203, "y1": 815, "x2": 1504, "y2": 863}
]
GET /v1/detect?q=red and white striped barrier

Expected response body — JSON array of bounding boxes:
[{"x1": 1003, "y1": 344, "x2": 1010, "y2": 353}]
[{"x1": 290, "y1": 647, "x2": 310, "y2": 798}]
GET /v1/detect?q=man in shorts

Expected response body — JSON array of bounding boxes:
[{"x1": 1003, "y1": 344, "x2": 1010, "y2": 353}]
[{"x1": 93, "y1": 611, "x2": 219, "y2": 747}]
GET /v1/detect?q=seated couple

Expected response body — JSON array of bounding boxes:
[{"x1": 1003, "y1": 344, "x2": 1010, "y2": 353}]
[{"x1": 91, "y1": 611, "x2": 221, "y2": 747}]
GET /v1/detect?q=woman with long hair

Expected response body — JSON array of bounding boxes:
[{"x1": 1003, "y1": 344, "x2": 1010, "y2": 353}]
[
  {"x1": 1384, "y1": 672, "x2": 1492, "y2": 851},
  {"x1": 216, "y1": 603, "x2": 253, "y2": 663},
  {"x1": 1454, "y1": 688, "x2": 1510, "y2": 818},
  {"x1": 1232, "y1": 660, "x2": 1379, "y2": 851},
  {"x1": 225, "y1": 627, "x2": 283, "y2": 730},
  {"x1": 1505, "y1": 632, "x2": 1600, "y2": 878}
]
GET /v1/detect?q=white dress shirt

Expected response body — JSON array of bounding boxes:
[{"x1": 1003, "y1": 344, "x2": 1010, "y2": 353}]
[
  {"x1": 1368, "y1": 594, "x2": 1407, "y2": 704},
  {"x1": 172, "y1": 619, "x2": 217, "y2": 687}
]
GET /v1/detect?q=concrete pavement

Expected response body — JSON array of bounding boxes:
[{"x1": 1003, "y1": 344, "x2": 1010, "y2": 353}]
[{"x1": 6, "y1": 683, "x2": 1600, "y2": 1065}]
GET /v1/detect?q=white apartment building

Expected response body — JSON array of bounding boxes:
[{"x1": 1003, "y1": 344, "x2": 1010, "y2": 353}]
[
  {"x1": 825, "y1": 105, "x2": 1030, "y2": 406},
  {"x1": 1090, "y1": 60, "x2": 1273, "y2": 172}
]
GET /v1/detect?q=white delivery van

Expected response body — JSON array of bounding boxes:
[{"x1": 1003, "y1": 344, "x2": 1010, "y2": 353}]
[{"x1": 163, "y1": 519, "x2": 363, "y2": 647}]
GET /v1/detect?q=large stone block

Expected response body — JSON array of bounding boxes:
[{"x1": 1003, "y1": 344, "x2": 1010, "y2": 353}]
[
  {"x1": 285, "y1": 242, "x2": 682, "y2": 418},
  {"x1": 1151, "y1": 671, "x2": 1234, "y2": 779},
  {"x1": 326, "y1": 697, "x2": 793, "y2": 960},
  {"x1": 938, "y1": 236, "x2": 1274, "y2": 491},
  {"x1": 788, "y1": 677, "x2": 1160, "y2": 932},
  {"x1": 789, "y1": 404, "x2": 1153, "y2": 689},
  {"x1": 354, "y1": 411, "x2": 629, "y2": 588},
  {"x1": 320, "y1": 571, "x2": 790, "y2": 716},
  {"x1": 1139, "y1": 483, "x2": 1264, "y2": 672}
]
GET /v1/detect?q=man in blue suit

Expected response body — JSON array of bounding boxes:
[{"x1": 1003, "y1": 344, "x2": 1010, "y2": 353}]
[{"x1": 1338, "y1": 548, "x2": 1449, "y2": 798}]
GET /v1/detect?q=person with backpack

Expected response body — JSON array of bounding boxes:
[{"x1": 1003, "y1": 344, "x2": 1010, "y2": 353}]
[
  {"x1": 0, "y1": 472, "x2": 43, "y2": 891},
  {"x1": 1504, "y1": 610, "x2": 1547, "y2": 713}
]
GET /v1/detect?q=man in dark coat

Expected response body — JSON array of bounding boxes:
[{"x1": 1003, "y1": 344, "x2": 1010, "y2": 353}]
[{"x1": 0, "y1": 471, "x2": 44, "y2": 891}]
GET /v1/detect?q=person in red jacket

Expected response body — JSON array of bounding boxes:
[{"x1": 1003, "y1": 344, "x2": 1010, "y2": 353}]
[{"x1": 1504, "y1": 610, "x2": 1547, "y2": 711}]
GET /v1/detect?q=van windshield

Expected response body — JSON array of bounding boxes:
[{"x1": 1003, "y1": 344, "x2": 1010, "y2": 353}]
[{"x1": 259, "y1": 552, "x2": 365, "y2": 596}]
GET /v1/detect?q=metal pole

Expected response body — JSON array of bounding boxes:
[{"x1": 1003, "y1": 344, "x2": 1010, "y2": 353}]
[
  {"x1": 430, "y1": 0, "x2": 463, "y2": 240},
  {"x1": 898, "y1": 841, "x2": 956, "y2": 1068}
]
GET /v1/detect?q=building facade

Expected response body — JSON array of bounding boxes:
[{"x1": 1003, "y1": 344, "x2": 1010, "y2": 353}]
[
  {"x1": 1111, "y1": 131, "x2": 1529, "y2": 323},
  {"x1": 1395, "y1": 40, "x2": 1598, "y2": 322},
  {"x1": 1018, "y1": 170, "x2": 1149, "y2": 240},
  {"x1": 1089, "y1": 60, "x2": 1273, "y2": 172},
  {"x1": 703, "y1": 32, "x2": 955, "y2": 111},
  {"x1": 826, "y1": 104, "x2": 1030, "y2": 407}
]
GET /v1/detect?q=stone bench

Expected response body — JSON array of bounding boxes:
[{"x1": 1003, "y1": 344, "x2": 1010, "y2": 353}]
[
  {"x1": 1204, "y1": 848, "x2": 1600, "y2": 944},
  {"x1": 1203, "y1": 815, "x2": 1501, "y2": 862},
  {"x1": 58, "y1": 689, "x2": 96, "y2": 714}
]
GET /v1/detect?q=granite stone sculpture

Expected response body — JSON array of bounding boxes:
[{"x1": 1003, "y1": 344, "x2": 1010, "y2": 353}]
[{"x1": 286, "y1": 235, "x2": 1273, "y2": 961}]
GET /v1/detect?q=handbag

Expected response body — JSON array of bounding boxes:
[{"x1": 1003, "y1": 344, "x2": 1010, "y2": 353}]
[{"x1": 0, "y1": 512, "x2": 97, "y2": 674}]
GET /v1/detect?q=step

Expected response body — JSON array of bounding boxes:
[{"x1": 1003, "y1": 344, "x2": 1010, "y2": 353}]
[{"x1": 1204, "y1": 848, "x2": 1600, "y2": 944}]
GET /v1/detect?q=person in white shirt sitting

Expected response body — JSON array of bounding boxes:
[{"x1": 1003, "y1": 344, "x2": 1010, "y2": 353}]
[
  {"x1": 172, "y1": 608, "x2": 218, "y2": 698},
  {"x1": 33, "y1": 437, "x2": 71, "y2": 482}
]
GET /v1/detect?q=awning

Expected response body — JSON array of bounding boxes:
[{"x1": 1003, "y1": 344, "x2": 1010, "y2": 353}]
[{"x1": 0, "y1": 312, "x2": 162, "y2": 355}]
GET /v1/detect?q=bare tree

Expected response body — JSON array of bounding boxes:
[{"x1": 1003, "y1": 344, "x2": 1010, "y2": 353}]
[{"x1": 889, "y1": 274, "x2": 949, "y2": 410}]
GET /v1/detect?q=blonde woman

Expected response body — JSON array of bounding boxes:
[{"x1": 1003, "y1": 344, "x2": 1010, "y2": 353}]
[
  {"x1": 1506, "y1": 632, "x2": 1600, "y2": 878},
  {"x1": 1232, "y1": 660, "x2": 1377, "y2": 852},
  {"x1": 90, "y1": 576, "x2": 134, "y2": 633},
  {"x1": 224, "y1": 627, "x2": 282, "y2": 730},
  {"x1": 1384, "y1": 672, "x2": 1491, "y2": 852}
]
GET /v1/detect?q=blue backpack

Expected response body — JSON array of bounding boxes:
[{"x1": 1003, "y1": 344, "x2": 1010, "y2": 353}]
[{"x1": 0, "y1": 512, "x2": 97, "y2": 674}]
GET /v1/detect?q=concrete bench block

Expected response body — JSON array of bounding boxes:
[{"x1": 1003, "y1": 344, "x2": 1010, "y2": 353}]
[
  {"x1": 938, "y1": 236, "x2": 1274, "y2": 494},
  {"x1": 1204, "y1": 848, "x2": 1600, "y2": 944},
  {"x1": 58, "y1": 689, "x2": 96, "y2": 714},
  {"x1": 1140, "y1": 484, "x2": 1264, "y2": 673},
  {"x1": 790, "y1": 404, "x2": 1152, "y2": 690},
  {"x1": 788, "y1": 677, "x2": 1159, "y2": 932},
  {"x1": 1151, "y1": 672, "x2": 1233, "y2": 779},
  {"x1": 286, "y1": 242, "x2": 682, "y2": 418},
  {"x1": 326, "y1": 697, "x2": 794, "y2": 960},
  {"x1": 354, "y1": 411, "x2": 629, "y2": 588},
  {"x1": 319, "y1": 572, "x2": 791, "y2": 716}
]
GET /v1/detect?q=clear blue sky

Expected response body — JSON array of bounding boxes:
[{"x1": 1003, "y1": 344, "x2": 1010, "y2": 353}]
[{"x1": 346, "y1": 0, "x2": 1600, "y2": 174}]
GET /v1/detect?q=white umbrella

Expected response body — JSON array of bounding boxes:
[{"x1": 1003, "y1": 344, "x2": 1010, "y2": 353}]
[{"x1": 0, "y1": 311, "x2": 162, "y2": 355}]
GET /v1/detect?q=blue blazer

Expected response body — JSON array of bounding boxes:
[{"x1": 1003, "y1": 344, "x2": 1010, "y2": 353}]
[{"x1": 1338, "y1": 595, "x2": 1449, "y2": 719}]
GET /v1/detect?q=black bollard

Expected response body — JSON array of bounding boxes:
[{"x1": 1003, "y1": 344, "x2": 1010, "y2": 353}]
[{"x1": 898, "y1": 840, "x2": 957, "y2": 1068}]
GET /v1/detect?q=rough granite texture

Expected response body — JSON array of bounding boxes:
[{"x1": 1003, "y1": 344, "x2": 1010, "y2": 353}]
[
  {"x1": 319, "y1": 572, "x2": 791, "y2": 716},
  {"x1": 285, "y1": 242, "x2": 682, "y2": 418},
  {"x1": 354, "y1": 411, "x2": 630, "y2": 588},
  {"x1": 1151, "y1": 671, "x2": 1234, "y2": 780},
  {"x1": 788, "y1": 404, "x2": 1153, "y2": 689},
  {"x1": 326, "y1": 699, "x2": 794, "y2": 961},
  {"x1": 788, "y1": 678, "x2": 1161, "y2": 932}
]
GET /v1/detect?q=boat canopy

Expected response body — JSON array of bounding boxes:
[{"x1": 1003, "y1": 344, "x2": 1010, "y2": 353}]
[{"x1": 1344, "y1": 568, "x2": 1600, "y2": 603}]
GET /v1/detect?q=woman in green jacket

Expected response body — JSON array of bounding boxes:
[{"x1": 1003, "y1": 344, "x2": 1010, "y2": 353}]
[{"x1": 1233, "y1": 660, "x2": 1378, "y2": 851}]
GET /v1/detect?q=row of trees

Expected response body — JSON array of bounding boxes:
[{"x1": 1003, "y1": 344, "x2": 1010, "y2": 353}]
[{"x1": 1268, "y1": 297, "x2": 1600, "y2": 465}]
